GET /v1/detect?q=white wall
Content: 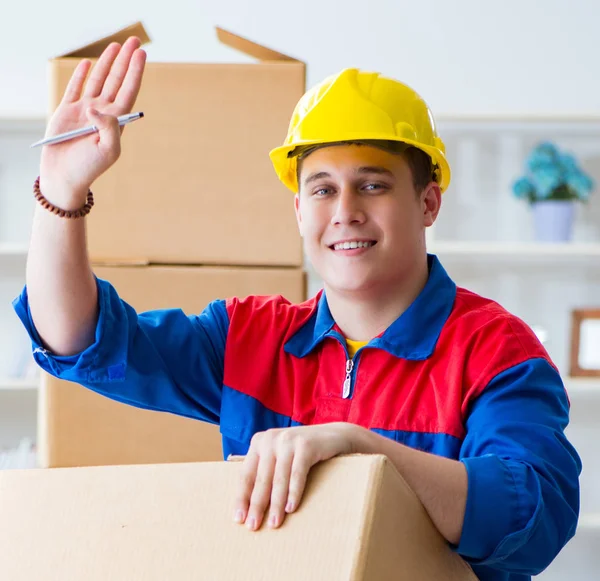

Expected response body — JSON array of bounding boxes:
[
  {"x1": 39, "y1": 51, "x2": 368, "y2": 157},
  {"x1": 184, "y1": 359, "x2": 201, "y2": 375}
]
[{"x1": 0, "y1": 0, "x2": 598, "y2": 118}]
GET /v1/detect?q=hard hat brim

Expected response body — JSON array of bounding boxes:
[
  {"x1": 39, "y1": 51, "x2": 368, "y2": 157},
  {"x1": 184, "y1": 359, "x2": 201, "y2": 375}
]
[{"x1": 269, "y1": 136, "x2": 451, "y2": 194}]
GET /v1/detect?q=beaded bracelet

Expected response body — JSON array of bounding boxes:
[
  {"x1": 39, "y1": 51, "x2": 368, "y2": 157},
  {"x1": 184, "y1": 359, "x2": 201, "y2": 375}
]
[{"x1": 33, "y1": 176, "x2": 94, "y2": 218}]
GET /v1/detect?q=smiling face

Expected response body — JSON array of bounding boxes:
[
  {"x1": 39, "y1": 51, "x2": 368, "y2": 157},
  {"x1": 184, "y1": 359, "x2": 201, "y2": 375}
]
[{"x1": 294, "y1": 143, "x2": 441, "y2": 297}]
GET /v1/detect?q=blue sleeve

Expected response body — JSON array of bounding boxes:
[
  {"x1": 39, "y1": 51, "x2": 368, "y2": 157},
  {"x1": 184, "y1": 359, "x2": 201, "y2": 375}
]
[
  {"x1": 12, "y1": 276, "x2": 229, "y2": 426},
  {"x1": 456, "y1": 358, "x2": 581, "y2": 576}
]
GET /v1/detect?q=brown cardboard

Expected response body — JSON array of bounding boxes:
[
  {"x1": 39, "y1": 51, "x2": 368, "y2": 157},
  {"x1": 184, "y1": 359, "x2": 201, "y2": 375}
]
[
  {"x1": 0, "y1": 455, "x2": 477, "y2": 580},
  {"x1": 38, "y1": 264, "x2": 307, "y2": 468},
  {"x1": 49, "y1": 22, "x2": 305, "y2": 267}
]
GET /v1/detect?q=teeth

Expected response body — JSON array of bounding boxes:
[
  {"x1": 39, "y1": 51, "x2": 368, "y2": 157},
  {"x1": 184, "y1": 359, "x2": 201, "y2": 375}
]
[{"x1": 333, "y1": 241, "x2": 374, "y2": 250}]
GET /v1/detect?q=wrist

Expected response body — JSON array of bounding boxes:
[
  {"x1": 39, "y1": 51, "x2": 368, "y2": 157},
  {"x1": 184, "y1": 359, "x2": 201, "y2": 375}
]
[
  {"x1": 35, "y1": 176, "x2": 94, "y2": 218},
  {"x1": 343, "y1": 423, "x2": 375, "y2": 455},
  {"x1": 38, "y1": 176, "x2": 89, "y2": 212}
]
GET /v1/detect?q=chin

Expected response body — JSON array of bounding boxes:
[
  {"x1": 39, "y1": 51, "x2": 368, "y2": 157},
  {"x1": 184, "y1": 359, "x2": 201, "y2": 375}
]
[
  {"x1": 322, "y1": 273, "x2": 381, "y2": 295},
  {"x1": 325, "y1": 283, "x2": 374, "y2": 296},
  {"x1": 309, "y1": 257, "x2": 387, "y2": 294}
]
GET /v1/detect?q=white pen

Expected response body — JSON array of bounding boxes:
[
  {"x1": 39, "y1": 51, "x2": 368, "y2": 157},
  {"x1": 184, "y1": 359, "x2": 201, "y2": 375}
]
[{"x1": 30, "y1": 112, "x2": 144, "y2": 148}]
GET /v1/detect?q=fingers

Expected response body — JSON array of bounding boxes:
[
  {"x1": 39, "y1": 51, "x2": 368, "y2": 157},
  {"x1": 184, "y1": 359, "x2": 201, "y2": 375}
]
[
  {"x1": 61, "y1": 59, "x2": 92, "y2": 104},
  {"x1": 101, "y1": 37, "x2": 144, "y2": 104},
  {"x1": 82, "y1": 42, "x2": 121, "y2": 99},
  {"x1": 246, "y1": 451, "x2": 276, "y2": 531},
  {"x1": 85, "y1": 108, "x2": 121, "y2": 161},
  {"x1": 266, "y1": 444, "x2": 294, "y2": 529},
  {"x1": 233, "y1": 449, "x2": 259, "y2": 527},
  {"x1": 233, "y1": 429, "x2": 319, "y2": 532},
  {"x1": 113, "y1": 47, "x2": 147, "y2": 112},
  {"x1": 286, "y1": 444, "x2": 312, "y2": 517}
]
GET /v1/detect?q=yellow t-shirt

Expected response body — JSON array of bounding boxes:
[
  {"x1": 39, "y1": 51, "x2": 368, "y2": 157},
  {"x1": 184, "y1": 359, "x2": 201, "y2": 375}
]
[{"x1": 346, "y1": 338, "x2": 368, "y2": 359}]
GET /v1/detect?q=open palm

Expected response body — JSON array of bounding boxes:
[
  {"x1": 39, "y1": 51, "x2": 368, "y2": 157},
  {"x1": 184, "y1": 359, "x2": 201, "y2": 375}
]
[{"x1": 40, "y1": 37, "x2": 147, "y2": 194}]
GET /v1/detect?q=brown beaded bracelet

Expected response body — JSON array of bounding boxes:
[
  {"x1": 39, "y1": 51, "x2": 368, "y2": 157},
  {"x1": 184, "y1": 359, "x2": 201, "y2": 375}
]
[{"x1": 33, "y1": 176, "x2": 94, "y2": 218}]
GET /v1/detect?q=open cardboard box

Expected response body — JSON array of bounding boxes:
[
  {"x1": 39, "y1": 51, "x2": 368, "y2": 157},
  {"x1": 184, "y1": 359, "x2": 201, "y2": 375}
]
[
  {"x1": 48, "y1": 22, "x2": 305, "y2": 267},
  {"x1": 0, "y1": 454, "x2": 476, "y2": 580}
]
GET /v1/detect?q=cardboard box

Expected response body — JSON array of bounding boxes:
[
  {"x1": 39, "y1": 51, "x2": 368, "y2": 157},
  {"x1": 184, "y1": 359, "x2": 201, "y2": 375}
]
[
  {"x1": 0, "y1": 455, "x2": 476, "y2": 580},
  {"x1": 38, "y1": 264, "x2": 307, "y2": 468},
  {"x1": 49, "y1": 23, "x2": 305, "y2": 267}
]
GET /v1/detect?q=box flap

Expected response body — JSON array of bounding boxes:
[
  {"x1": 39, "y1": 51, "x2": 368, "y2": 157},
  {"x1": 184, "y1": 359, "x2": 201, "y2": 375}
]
[
  {"x1": 57, "y1": 21, "x2": 151, "y2": 58},
  {"x1": 216, "y1": 27, "x2": 302, "y2": 63}
]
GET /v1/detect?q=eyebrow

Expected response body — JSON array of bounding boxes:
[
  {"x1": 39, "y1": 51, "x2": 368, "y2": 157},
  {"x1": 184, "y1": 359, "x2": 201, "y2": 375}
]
[
  {"x1": 356, "y1": 166, "x2": 395, "y2": 178},
  {"x1": 303, "y1": 166, "x2": 395, "y2": 186}
]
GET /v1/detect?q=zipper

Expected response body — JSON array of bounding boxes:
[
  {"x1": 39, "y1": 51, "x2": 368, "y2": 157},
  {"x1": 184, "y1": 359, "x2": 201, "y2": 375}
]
[
  {"x1": 331, "y1": 332, "x2": 363, "y2": 399},
  {"x1": 342, "y1": 358, "x2": 354, "y2": 399}
]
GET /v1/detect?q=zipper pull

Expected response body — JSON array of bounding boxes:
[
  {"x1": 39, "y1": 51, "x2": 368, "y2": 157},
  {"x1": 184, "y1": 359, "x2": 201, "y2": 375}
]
[{"x1": 342, "y1": 358, "x2": 354, "y2": 399}]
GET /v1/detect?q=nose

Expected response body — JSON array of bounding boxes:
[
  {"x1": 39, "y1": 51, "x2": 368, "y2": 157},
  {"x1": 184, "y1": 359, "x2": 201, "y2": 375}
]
[{"x1": 330, "y1": 186, "x2": 366, "y2": 226}]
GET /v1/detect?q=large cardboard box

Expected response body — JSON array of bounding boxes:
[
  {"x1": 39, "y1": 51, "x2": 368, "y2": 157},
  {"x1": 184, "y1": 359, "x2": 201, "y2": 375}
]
[
  {"x1": 48, "y1": 23, "x2": 305, "y2": 267},
  {"x1": 38, "y1": 264, "x2": 307, "y2": 468},
  {"x1": 0, "y1": 455, "x2": 477, "y2": 580}
]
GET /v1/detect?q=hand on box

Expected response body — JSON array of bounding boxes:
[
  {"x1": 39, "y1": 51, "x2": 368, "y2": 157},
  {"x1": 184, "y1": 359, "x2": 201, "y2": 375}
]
[
  {"x1": 39, "y1": 37, "x2": 146, "y2": 207},
  {"x1": 232, "y1": 423, "x2": 356, "y2": 531}
]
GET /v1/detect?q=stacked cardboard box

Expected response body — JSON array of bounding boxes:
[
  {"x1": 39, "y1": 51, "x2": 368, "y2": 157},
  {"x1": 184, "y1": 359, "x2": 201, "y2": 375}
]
[
  {"x1": 0, "y1": 455, "x2": 477, "y2": 580},
  {"x1": 38, "y1": 23, "x2": 307, "y2": 468}
]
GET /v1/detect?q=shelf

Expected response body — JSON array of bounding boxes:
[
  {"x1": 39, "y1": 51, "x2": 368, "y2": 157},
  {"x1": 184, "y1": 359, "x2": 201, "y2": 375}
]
[
  {"x1": 437, "y1": 116, "x2": 600, "y2": 134},
  {"x1": 0, "y1": 243, "x2": 28, "y2": 257},
  {"x1": 0, "y1": 117, "x2": 46, "y2": 134},
  {"x1": 430, "y1": 241, "x2": 600, "y2": 256},
  {"x1": 579, "y1": 513, "x2": 600, "y2": 531},
  {"x1": 0, "y1": 243, "x2": 28, "y2": 275},
  {"x1": 429, "y1": 241, "x2": 600, "y2": 263},
  {"x1": 566, "y1": 378, "x2": 600, "y2": 395},
  {"x1": 0, "y1": 377, "x2": 38, "y2": 391}
]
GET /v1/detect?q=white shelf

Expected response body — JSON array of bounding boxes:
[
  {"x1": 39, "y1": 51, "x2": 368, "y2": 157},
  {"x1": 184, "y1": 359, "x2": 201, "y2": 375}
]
[
  {"x1": 0, "y1": 377, "x2": 38, "y2": 391},
  {"x1": 579, "y1": 513, "x2": 600, "y2": 531},
  {"x1": 0, "y1": 117, "x2": 46, "y2": 134},
  {"x1": 430, "y1": 241, "x2": 600, "y2": 257},
  {"x1": 429, "y1": 242, "x2": 600, "y2": 265},
  {"x1": 566, "y1": 378, "x2": 600, "y2": 395},
  {"x1": 0, "y1": 243, "x2": 28, "y2": 257},
  {"x1": 0, "y1": 243, "x2": 28, "y2": 275},
  {"x1": 437, "y1": 116, "x2": 600, "y2": 134}
]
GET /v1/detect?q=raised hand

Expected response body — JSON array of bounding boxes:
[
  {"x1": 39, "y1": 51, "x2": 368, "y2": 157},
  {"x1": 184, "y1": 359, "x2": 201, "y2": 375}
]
[{"x1": 39, "y1": 37, "x2": 147, "y2": 207}]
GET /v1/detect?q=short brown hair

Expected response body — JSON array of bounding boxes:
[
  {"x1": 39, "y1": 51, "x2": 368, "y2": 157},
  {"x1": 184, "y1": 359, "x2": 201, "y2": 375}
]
[{"x1": 291, "y1": 140, "x2": 436, "y2": 193}]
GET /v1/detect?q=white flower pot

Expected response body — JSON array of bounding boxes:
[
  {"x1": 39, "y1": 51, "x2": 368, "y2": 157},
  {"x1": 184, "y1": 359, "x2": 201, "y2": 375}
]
[{"x1": 531, "y1": 200, "x2": 575, "y2": 242}]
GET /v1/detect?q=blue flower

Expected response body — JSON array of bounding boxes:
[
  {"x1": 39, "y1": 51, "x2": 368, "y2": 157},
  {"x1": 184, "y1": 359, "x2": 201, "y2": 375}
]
[
  {"x1": 567, "y1": 172, "x2": 594, "y2": 200},
  {"x1": 559, "y1": 153, "x2": 578, "y2": 173},
  {"x1": 529, "y1": 164, "x2": 563, "y2": 198},
  {"x1": 513, "y1": 141, "x2": 595, "y2": 203},
  {"x1": 526, "y1": 142, "x2": 560, "y2": 173},
  {"x1": 512, "y1": 177, "x2": 535, "y2": 199}
]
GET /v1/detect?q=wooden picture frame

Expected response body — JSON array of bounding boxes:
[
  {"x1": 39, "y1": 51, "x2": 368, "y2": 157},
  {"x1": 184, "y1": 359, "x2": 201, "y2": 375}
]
[{"x1": 569, "y1": 309, "x2": 600, "y2": 377}]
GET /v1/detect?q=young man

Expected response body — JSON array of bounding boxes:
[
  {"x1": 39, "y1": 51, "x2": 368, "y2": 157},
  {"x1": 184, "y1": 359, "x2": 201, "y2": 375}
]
[{"x1": 14, "y1": 37, "x2": 580, "y2": 581}]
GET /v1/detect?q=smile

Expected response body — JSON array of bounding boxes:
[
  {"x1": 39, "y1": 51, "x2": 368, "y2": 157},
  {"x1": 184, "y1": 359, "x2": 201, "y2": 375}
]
[{"x1": 330, "y1": 240, "x2": 377, "y2": 251}]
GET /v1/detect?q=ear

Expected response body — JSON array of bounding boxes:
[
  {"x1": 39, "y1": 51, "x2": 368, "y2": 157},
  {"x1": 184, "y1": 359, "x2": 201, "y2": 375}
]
[
  {"x1": 294, "y1": 194, "x2": 304, "y2": 237},
  {"x1": 422, "y1": 181, "x2": 442, "y2": 227}
]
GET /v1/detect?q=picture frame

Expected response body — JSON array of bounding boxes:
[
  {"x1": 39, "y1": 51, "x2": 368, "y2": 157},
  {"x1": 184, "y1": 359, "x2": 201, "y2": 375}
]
[{"x1": 569, "y1": 309, "x2": 600, "y2": 377}]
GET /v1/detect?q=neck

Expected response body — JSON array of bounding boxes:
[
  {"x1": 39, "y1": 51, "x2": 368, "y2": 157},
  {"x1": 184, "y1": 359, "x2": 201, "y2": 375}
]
[{"x1": 324, "y1": 255, "x2": 430, "y2": 341}]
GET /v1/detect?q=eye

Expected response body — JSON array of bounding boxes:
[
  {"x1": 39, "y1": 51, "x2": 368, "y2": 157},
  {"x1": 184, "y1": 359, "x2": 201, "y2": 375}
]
[
  {"x1": 363, "y1": 182, "x2": 387, "y2": 192},
  {"x1": 312, "y1": 187, "x2": 333, "y2": 197}
]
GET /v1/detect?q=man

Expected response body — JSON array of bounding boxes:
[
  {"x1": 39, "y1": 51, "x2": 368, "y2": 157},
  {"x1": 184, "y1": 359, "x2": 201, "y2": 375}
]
[{"x1": 14, "y1": 37, "x2": 580, "y2": 581}]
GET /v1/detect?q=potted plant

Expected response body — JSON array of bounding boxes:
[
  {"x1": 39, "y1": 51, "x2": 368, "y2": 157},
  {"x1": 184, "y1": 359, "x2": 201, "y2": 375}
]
[{"x1": 512, "y1": 141, "x2": 595, "y2": 242}]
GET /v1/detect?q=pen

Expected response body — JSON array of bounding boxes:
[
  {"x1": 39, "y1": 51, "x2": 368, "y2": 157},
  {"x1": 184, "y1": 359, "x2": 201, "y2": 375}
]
[{"x1": 30, "y1": 112, "x2": 144, "y2": 148}]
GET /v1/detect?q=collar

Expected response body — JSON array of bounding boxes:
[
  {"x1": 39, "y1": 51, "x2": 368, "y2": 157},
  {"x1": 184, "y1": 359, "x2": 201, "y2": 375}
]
[{"x1": 284, "y1": 254, "x2": 457, "y2": 360}]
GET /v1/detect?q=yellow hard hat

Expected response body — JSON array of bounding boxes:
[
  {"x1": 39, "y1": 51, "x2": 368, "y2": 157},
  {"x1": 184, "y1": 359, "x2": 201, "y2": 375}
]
[{"x1": 269, "y1": 68, "x2": 451, "y2": 194}]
